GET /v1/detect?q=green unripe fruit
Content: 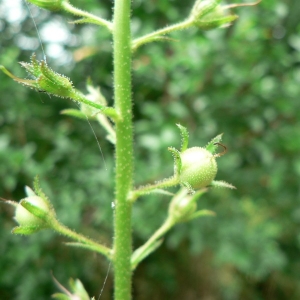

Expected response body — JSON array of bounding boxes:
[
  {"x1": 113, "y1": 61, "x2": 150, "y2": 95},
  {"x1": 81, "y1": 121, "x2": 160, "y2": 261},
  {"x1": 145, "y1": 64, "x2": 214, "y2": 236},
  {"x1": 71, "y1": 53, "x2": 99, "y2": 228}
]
[
  {"x1": 180, "y1": 147, "x2": 217, "y2": 189},
  {"x1": 14, "y1": 196, "x2": 49, "y2": 227}
]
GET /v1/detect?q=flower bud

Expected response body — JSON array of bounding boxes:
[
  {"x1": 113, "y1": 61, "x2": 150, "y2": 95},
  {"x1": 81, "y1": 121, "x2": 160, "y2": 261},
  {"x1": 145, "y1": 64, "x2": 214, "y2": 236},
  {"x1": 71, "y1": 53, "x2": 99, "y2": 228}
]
[
  {"x1": 190, "y1": 0, "x2": 219, "y2": 21},
  {"x1": 169, "y1": 189, "x2": 205, "y2": 223},
  {"x1": 27, "y1": 0, "x2": 66, "y2": 11},
  {"x1": 3, "y1": 54, "x2": 74, "y2": 98},
  {"x1": 190, "y1": 0, "x2": 238, "y2": 30},
  {"x1": 179, "y1": 147, "x2": 217, "y2": 189}
]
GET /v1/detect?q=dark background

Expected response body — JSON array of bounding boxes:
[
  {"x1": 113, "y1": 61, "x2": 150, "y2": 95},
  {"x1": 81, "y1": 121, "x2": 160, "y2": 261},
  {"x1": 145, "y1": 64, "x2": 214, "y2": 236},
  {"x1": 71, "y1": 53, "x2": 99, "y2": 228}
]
[{"x1": 1, "y1": 0, "x2": 300, "y2": 299}]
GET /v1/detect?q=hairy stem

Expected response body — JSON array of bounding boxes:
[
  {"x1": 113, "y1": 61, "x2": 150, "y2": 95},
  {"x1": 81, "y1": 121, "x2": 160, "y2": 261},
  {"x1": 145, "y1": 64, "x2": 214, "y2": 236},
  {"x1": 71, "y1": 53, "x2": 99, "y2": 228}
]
[
  {"x1": 61, "y1": 1, "x2": 113, "y2": 31},
  {"x1": 112, "y1": 0, "x2": 133, "y2": 299},
  {"x1": 129, "y1": 176, "x2": 179, "y2": 203},
  {"x1": 132, "y1": 18, "x2": 193, "y2": 50},
  {"x1": 51, "y1": 220, "x2": 112, "y2": 259},
  {"x1": 131, "y1": 217, "x2": 175, "y2": 270}
]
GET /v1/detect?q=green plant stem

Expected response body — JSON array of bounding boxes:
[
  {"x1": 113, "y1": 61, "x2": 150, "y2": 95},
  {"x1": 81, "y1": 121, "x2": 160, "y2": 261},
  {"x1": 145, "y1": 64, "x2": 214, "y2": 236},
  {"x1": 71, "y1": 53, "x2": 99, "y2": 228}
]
[
  {"x1": 131, "y1": 217, "x2": 175, "y2": 270},
  {"x1": 132, "y1": 18, "x2": 193, "y2": 50},
  {"x1": 61, "y1": 1, "x2": 113, "y2": 32},
  {"x1": 51, "y1": 220, "x2": 112, "y2": 259},
  {"x1": 112, "y1": 0, "x2": 133, "y2": 299}
]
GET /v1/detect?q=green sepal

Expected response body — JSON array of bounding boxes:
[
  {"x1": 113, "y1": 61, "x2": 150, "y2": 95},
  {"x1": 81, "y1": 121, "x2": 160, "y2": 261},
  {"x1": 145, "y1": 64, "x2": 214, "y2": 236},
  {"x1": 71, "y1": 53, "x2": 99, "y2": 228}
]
[
  {"x1": 195, "y1": 14, "x2": 238, "y2": 30},
  {"x1": 20, "y1": 199, "x2": 50, "y2": 222},
  {"x1": 19, "y1": 53, "x2": 41, "y2": 77},
  {"x1": 40, "y1": 61, "x2": 72, "y2": 89},
  {"x1": 33, "y1": 177, "x2": 54, "y2": 209},
  {"x1": 190, "y1": 0, "x2": 220, "y2": 21},
  {"x1": 38, "y1": 62, "x2": 73, "y2": 97},
  {"x1": 181, "y1": 181, "x2": 195, "y2": 195},
  {"x1": 206, "y1": 133, "x2": 223, "y2": 154},
  {"x1": 51, "y1": 294, "x2": 70, "y2": 300},
  {"x1": 168, "y1": 147, "x2": 182, "y2": 176},
  {"x1": 176, "y1": 124, "x2": 189, "y2": 152},
  {"x1": 60, "y1": 109, "x2": 91, "y2": 120},
  {"x1": 68, "y1": 278, "x2": 90, "y2": 300},
  {"x1": 0, "y1": 65, "x2": 40, "y2": 90},
  {"x1": 12, "y1": 225, "x2": 43, "y2": 235},
  {"x1": 210, "y1": 180, "x2": 236, "y2": 189},
  {"x1": 186, "y1": 209, "x2": 216, "y2": 221},
  {"x1": 131, "y1": 239, "x2": 163, "y2": 271},
  {"x1": 52, "y1": 277, "x2": 90, "y2": 300}
]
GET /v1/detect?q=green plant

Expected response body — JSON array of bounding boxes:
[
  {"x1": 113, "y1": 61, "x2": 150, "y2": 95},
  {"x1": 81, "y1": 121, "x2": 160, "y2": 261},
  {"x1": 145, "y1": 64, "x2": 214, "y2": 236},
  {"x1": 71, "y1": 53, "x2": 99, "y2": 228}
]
[{"x1": 0, "y1": 0, "x2": 259, "y2": 299}]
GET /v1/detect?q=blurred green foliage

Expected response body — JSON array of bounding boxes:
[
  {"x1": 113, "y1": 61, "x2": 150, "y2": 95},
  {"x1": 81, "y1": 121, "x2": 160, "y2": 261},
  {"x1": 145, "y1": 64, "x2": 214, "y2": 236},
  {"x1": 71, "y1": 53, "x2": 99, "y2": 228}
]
[{"x1": 1, "y1": 0, "x2": 300, "y2": 299}]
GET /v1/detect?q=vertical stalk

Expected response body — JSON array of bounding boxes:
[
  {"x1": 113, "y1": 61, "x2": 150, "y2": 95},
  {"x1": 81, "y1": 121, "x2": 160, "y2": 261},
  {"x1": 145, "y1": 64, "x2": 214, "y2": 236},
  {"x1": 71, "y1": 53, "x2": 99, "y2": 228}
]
[{"x1": 112, "y1": 0, "x2": 133, "y2": 300}]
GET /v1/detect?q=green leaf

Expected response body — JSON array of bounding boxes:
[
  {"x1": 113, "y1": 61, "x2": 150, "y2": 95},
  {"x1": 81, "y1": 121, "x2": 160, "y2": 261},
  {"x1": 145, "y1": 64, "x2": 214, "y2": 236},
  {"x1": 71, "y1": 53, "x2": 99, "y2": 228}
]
[{"x1": 12, "y1": 225, "x2": 42, "y2": 235}]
